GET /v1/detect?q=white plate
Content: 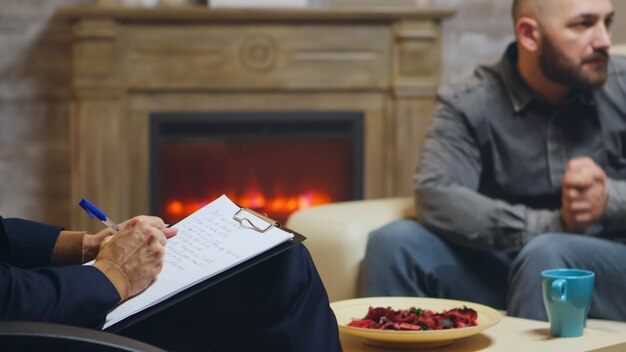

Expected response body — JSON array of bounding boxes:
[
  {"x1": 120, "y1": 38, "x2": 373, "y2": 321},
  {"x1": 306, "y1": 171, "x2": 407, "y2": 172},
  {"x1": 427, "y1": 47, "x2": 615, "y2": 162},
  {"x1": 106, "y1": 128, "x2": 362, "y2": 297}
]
[{"x1": 331, "y1": 297, "x2": 501, "y2": 349}]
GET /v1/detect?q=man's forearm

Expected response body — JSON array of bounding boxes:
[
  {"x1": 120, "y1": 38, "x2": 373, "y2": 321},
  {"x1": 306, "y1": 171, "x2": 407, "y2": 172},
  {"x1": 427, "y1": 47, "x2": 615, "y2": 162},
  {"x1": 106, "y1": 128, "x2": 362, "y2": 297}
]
[
  {"x1": 415, "y1": 184, "x2": 564, "y2": 251},
  {"x1": 414, "y1": 101, "x2": 564, "y2": 251}
]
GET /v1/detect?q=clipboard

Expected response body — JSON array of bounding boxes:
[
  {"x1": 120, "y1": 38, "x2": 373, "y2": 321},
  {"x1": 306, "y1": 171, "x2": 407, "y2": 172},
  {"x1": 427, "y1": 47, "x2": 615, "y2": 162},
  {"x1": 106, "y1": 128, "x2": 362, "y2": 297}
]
[{"x1": 103, "y1": 201, "x2": 306, "y2": 333}]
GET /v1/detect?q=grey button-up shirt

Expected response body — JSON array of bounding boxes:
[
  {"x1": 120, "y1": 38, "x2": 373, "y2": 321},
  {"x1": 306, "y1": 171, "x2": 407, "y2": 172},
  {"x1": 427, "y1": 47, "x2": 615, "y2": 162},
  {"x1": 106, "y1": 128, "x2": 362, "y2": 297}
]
[{"x1": 414, "y1": 43, "x2": 626, "y2": 252}]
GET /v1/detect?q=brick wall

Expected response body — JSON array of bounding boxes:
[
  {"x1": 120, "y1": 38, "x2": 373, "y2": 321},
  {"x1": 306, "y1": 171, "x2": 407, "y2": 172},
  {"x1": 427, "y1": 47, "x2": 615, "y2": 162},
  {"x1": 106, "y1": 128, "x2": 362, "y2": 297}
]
[{"x1": 0, "y1": 0, "x2": 94, "y2": 226}]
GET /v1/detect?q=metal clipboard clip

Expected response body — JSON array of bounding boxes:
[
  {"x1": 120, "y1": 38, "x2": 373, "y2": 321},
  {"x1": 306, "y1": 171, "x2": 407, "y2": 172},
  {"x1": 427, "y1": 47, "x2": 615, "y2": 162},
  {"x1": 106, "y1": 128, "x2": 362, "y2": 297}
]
[{"x1": 233, "y1": 207, "x2": 278, "y2": 233}]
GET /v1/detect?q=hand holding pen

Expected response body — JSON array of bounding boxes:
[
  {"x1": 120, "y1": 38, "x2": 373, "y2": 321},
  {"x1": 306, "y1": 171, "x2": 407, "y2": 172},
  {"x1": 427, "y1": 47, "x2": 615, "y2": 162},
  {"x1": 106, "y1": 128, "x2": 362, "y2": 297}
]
[{"x1": 79, "y1": 198, "x2": 178, "y2": 299}]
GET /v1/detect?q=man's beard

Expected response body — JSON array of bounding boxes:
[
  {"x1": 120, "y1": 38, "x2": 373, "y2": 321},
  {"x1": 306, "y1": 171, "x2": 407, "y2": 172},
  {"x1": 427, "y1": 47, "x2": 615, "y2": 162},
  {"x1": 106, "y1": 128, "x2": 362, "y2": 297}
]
[{"x1": 538, "y1": 34, "x2": 609, "y2": 90}]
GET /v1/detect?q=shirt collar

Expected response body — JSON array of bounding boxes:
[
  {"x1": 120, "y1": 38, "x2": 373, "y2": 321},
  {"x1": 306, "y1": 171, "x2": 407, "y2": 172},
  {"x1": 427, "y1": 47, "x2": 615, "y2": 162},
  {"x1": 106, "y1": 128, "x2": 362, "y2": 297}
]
[
  {"x1": 497, "y1": 43, "x2": 536, "y2": 114},
  {"x1": 578, "y1": 90, "x2": 595, "y2": 106}
]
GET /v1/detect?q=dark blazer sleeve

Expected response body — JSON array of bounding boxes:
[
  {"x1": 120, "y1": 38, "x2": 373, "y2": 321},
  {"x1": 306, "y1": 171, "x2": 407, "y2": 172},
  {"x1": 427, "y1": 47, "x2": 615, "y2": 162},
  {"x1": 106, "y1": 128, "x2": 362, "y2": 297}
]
[
  {"x1": 0, "y1": 216, "x2": 120, "y2": 327},
  {"x1": 0, "y1": 263, "x2": 121, "y2": 327},
  {"x1": 2, "y1": 217, "x2": 63, "y2": 268}
]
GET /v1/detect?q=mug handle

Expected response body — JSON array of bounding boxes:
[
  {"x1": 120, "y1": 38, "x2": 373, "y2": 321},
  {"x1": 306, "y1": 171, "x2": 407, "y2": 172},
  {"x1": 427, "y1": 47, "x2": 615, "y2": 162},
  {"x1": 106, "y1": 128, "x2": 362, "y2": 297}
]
[{"x1": 551, "y1": 279, "x2": 567, "y2": 302}]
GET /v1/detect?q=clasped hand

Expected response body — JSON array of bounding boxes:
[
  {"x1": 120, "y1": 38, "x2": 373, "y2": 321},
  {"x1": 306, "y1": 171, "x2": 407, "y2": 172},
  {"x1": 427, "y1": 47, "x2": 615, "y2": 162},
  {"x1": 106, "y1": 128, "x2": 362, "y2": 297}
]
[{"x1": 560, "y1": 157, "x2": 608, "y2": 233}]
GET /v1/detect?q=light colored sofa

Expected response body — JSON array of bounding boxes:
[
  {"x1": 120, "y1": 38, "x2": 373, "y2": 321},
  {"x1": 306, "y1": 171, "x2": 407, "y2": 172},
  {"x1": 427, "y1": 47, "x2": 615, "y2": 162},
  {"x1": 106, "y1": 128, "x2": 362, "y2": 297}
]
[
  {"x1": 612, "y1": 44, "x2": 626, "y2": 56},
  {"x1": 287, "y1": 197, "x2": 414, "y2": 302},
  {"x1": 286, "y1": 197, "x2": 626, "y2": 333}
]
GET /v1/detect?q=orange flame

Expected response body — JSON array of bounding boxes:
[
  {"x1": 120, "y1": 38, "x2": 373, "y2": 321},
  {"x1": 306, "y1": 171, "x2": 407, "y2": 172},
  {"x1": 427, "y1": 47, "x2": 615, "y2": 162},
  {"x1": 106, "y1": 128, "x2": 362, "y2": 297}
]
[{"x1": 163, "y1": 190, "x2": 333, "y2": 223}]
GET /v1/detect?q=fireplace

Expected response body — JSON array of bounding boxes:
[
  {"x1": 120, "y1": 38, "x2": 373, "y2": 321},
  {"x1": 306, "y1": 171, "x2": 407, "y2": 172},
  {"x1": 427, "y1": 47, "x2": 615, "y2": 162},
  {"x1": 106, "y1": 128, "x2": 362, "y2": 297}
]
[
  {"x1": 61, "y1": 6, "x2": 453, "y2": 231},
  {"x1": 150, "y1": 111, "x2": 363, "y2": 224}
]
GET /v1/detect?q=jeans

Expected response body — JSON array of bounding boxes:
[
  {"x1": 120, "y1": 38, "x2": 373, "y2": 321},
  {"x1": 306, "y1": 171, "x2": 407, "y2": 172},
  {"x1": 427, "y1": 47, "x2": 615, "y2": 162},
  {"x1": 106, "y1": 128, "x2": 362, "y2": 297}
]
[
  {"x1": 508, "y1": 233, "x2": 626, "y2": 321},
  {"x1": 363, "y1": 220, "x2": 626, "y2": 321}
]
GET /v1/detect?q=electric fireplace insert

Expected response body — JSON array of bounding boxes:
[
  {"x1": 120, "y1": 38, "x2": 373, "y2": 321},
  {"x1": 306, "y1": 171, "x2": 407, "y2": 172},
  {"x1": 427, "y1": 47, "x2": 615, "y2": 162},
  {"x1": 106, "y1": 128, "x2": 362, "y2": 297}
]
[{"x1": 150, "y1": 111, "x2": 363, "y2": 224}]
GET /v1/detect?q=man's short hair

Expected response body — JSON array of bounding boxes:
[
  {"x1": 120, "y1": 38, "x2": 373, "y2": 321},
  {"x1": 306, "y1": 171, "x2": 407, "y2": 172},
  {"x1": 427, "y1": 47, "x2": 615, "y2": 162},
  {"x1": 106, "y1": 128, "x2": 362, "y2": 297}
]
[
  {"x1": 512, "y1": 0, "x2": 556, "y2": 24},
  {"x1": 511, "y1": 0, "x2": 523, "y2": 22},
  {"x1": 512, "y1": 0, "x2": 536, "y2": 23}
]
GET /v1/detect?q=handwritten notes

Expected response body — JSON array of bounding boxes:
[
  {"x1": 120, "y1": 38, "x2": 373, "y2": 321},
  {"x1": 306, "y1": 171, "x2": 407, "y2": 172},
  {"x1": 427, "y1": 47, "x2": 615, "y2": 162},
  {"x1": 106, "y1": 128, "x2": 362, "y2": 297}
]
[
  {"x1": 165, "y1": 209, "x2": 241, "y2": 271},
  {"x1": 102, "y1": 195, "x2": 294, "y2": 329}
]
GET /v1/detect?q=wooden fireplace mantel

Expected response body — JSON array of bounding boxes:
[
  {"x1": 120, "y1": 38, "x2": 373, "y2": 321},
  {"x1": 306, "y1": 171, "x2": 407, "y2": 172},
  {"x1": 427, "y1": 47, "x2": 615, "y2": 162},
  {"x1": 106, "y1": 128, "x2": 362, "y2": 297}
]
[
  {"x1": 57, "y1": 5, "x2": 454, "y2": 231},
  {"x1": 58, "y1": 6, "x2": 455, "y2": 22}
]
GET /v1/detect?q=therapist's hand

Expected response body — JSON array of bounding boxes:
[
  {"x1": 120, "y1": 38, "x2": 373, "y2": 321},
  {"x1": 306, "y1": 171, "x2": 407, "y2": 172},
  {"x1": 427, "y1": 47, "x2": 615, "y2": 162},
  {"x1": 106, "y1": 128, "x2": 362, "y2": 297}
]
[
  {"x1": 95, "y1": 216, "x2": 178, "y2": 298},
  {"x1": 83, "y1": 228, "x2": 116, "y2": 262}
]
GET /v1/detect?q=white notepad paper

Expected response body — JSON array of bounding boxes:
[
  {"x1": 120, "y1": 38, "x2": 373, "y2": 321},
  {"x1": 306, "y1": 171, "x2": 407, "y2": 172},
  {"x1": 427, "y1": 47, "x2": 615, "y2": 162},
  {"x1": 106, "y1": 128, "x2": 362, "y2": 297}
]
[{"x1": 101, "y1": 195, "x2": 294, "y2": 329}]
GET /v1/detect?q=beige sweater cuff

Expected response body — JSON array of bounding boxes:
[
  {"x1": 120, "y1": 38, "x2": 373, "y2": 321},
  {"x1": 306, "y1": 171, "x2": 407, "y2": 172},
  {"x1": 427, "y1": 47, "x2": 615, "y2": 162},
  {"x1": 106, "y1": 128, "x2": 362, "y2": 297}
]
[
  {"x1": 93, "y1": 259, "x2": 130, "y2": 302},
  {"x1": 51, "y1": 231, "x2": 86, "y2": 266}
]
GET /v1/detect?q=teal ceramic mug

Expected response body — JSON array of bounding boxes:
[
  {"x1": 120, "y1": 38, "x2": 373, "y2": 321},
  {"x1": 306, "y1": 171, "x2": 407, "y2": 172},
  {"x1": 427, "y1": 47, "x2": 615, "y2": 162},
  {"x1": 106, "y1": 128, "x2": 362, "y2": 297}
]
[{"x1": 541, "y1": 268, "x2": 595, "y2": 337}]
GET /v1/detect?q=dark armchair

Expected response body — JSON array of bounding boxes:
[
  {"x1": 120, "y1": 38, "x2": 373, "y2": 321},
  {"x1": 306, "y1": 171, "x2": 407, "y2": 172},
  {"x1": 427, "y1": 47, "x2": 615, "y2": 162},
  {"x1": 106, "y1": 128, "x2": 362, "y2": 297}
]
[{"x1": 0, "y1": 321, "x2": 165, "y2": 352}]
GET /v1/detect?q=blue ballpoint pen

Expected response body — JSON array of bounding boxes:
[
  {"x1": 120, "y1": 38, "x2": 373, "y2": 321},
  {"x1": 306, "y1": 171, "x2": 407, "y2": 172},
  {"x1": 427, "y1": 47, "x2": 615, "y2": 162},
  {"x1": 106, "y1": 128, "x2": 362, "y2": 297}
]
[{"x1": 79, "y1": 198, "x2": 119, "y2": 232}]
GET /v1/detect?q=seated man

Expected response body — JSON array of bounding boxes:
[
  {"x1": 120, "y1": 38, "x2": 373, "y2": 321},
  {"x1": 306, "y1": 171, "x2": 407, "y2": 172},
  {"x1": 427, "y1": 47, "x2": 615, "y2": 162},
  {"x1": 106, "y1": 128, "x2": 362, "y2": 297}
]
[
  {"x1": 363, "y1": 0, "x2": 626, "y2": 321},
  {"x1": 0, "y1": 214, "x2": 342, "y2": 351}
]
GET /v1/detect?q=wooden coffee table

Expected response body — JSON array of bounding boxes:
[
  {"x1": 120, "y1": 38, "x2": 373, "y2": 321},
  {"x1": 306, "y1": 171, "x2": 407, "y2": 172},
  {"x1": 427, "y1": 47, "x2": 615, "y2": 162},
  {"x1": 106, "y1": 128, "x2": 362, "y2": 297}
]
[{"x1": 340, "y1": 315, "x2": 626, "y2": 351}]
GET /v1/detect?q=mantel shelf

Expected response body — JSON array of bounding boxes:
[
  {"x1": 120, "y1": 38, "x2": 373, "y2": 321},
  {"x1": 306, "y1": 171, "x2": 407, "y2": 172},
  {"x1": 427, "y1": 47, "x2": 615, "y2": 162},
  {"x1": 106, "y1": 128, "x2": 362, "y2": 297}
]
[{"x1": 56, "y1": 5, "x2": 455, "y2": 23}]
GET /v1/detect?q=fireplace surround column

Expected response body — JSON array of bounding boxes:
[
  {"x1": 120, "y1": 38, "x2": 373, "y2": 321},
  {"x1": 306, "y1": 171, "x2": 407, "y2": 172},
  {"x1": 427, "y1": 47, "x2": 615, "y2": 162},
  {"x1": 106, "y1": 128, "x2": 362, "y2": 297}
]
[{"x1": 70, "y1": 18, "x2": 131, "y2": 230}]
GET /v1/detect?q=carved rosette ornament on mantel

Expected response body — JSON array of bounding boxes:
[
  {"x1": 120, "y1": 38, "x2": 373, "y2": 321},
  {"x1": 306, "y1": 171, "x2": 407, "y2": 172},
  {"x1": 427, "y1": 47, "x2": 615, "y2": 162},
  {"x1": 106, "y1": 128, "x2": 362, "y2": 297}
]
[{"x1": 239, "y1": 34, "x2": 279, "y2": 73}]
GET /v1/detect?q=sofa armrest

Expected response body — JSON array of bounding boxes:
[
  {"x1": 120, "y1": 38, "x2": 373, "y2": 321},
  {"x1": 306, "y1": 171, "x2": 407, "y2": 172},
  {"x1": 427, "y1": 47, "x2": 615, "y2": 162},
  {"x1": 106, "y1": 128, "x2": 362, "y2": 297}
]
[{"x1": 286, "y1": 197, "x2": 415, "y2": 302}]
